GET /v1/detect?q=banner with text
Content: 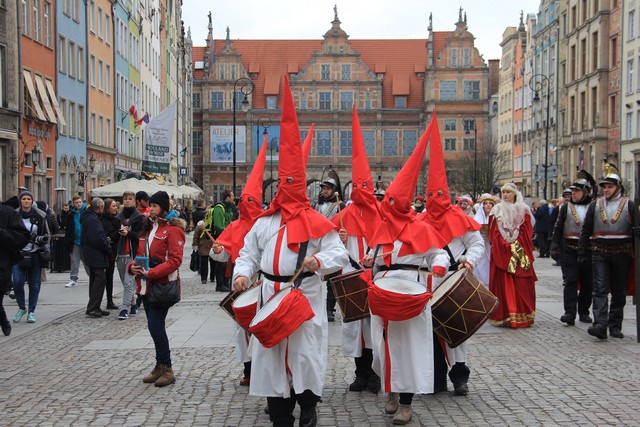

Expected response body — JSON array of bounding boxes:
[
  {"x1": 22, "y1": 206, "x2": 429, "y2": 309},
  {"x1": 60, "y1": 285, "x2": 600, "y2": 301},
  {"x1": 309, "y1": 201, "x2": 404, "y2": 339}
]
[
  {"x1": 142, "y1": 102, "x2": 176, "y2": 174},
  {"x1": 210, "y1": 126, "x2": 246, "y2": 163}
]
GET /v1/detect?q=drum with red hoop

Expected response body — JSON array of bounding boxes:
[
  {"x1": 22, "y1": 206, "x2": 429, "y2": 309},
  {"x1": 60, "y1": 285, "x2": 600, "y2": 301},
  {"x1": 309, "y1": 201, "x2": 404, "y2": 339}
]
[
  {"x1": 431, "y1": 268, "x2": 499, "y2": 348},
  {"x1": 368, "y1": 277, "x2": 431, "y2": 322},
  {"x1": 249, "y1": 286, "x2": 315, "y2": 349},
  {"x1": 329, "y1": 269, "x2": 370, "y2": 323},
  {"x1": 231, "y1": 285, "x2": 262, "y2": 330}
]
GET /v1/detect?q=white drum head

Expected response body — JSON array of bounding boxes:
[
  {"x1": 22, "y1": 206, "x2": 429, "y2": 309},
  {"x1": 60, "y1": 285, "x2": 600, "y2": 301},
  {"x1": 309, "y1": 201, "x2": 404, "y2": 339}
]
[
  {"x1": 232, "y1": 286, "x2": 261, "y2": 309},
  {"x1": 432, "y1": 269, "x2": 464, "y2": 302},
  {"x1": 373, "y1": 277, "x2": 426, "y2": 295},
  {"x1": 250, "y1": 287, "x2": 292, "y2": 327}
]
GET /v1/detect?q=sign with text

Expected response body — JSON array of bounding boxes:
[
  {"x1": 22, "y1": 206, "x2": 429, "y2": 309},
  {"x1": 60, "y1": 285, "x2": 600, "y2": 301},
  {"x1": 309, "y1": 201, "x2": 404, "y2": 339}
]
[
  {"x1": 142, "y1": 103, "x2": 176, "y2": 174},
  {"x1": 210, "y1": 126, "x2": 246, "y2": 163}
]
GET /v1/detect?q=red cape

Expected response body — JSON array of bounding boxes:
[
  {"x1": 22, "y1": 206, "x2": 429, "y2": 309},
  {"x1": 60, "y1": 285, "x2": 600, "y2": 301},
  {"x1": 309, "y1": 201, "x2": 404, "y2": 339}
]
[{"x1": 418, "y1": 205, "x2": 481, "y2": 243}]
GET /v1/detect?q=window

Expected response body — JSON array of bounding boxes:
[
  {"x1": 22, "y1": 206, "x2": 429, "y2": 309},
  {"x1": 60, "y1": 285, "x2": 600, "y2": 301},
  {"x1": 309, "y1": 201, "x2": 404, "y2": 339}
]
[
  {"x1": 75, "y1": 104, "x2": 84, "y2": 139},
  {"x1": 77, "y1": 47, "x2": 84, "y2": 82},
  {"x1": 463, "y1": 81, "x2": 480, "y2": 100},
  {"x1": 444, "y1": 138, "x2": 457, "y2": 151},
  {"x1": 570, "y1": 45, "x2": 577, "y2": 80},
  {"x1": 463, "y1": 49, "x2": 470, "y2": 67},
  {"x1": 317, "y1": 130, "x2": 331, "y2": 156},
  {"x1": 210, "y1": 92, "x2": 223, "y2": 110},
  {"x1": 463, "y1": 138, "x2": 476, "y2": 151},
  {"x1": 105, "y1": 14, "x2": 110, "y2": 45},
  {"x1": 22, "y1": 0, "x2": 29, "y2": 36},
  {"x1": 402, "y1": 130, "x2": 417, "y2": 156},
  {"x1": 68, "y1": 101, "x2": 76, "y2": 137},
  {"x1": 395, "y1": 96, "x2": 407, "y2": 109},
  {"x1": 106, "y1": 118, "x2": 111, "y2": 147},
  {"x1": 0, "y1": 47, "x2": 5, "y2": 108},
  {"x1": 43, "y1": 1, "x2": 51, "y2": 46},
  {"x1": 58, "y1": 36, "x2": 66, "y2": 73},
  {"x1": 98, "y1": 59, "x2": 103, "y2": 91},
  {"x1": 451, "y1": 48, "x2": 457, "y2": 67},
  {"x1": 68, "y1": 41, "x2": 76, "y2": 79},
  {"x1": 340, "y1": 130, "x2": 351, "y2": 156},
  {"x1": 32, "y1": 0, "x2": 40, "y2": 41},
  {"x1": 59, "y1": 98, "x2": 66, "y2": 135},
  {"x1": 89, "y1": 0, "x2": 95, "y2": 33},
  {"x1": 192, "y1": 131, "x2": 203, "y2": 155},
  {"x1": 383, "y1": 130, "x2": 398, "y2": 156},
  {"x1": 192, "y1": 93, "x2": 201, "y2": 108},
  {"x1": 611, "y1": 37, "x2": 617, "y2": 67},
  {"x1": 72, "y1": 0, "x2": 78, "y2": 20},
  {"x1": 363, "y1": 130, "x2": 375, "y2": 156},
  {"x1": 63, "y1": 0, "x2": 70, "y2": 16},
  {"x1": 319, "y1": 92, "x2": 331, "y2": 110},
  {"x1": 266, "y1": 96, "x2": 277, "y2": 109},
  {"x1": 90, "y1": 55, "x2": 95, "y2": 87},
  {"x1": 629, "y1": 10, "x2": 636, "y2": 40},
  {"x1": 591, "y1": 87, "x2": 597, "y2": 128},
  {"x1": 580, "y1": 38, "x2": 586, "y2": 76},
  {"x1": 444, "y1": 119, "x2": 457, "y2": 131},
  {"x1": 440, "y1": 81, "x2": 456, "y2": 101},
  {"x1": 341, "y1": 64, "x2": 351, "y2": 81},
  {"x1": 592, "y1": 32, "x2": 598, "y2": 71},
  {"x1": 321, "y1": 64, "x2": 330, "y2": 80},
  {"x1": 463, "y1": 119, "x2": 476, "y2": 132},
  {"x1": 97, "y1": 7, "x2": 103, "y2": 39},
  {"x1": 98, "y1": 116, "x2": 104, "y2": 145},
  {"x1": 627, "y1": 59, "x2": 634, "y2": 93},
  {"x1": 610, "y1": 95, "x2": 616, "y2": 125},
  {"x1": 626, "y1": 112, "x2": 633, "y2": 139},
  {"x1": 105, "y1": 64, "x2": 111, "y2": 94},
  {"x1": 340, "y1": 92, "x2": 353, "y2": 111}
]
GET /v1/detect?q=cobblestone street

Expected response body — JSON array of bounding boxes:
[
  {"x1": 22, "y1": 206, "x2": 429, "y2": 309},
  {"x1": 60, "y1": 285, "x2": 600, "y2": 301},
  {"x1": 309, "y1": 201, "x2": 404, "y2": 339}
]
[{"x1": 1, "y1": 247, "x2": 639, "y2": 426}]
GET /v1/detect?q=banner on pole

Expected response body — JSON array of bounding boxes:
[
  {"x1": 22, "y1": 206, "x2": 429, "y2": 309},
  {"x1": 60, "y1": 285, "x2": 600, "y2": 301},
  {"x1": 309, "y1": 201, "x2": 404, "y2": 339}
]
[
  {"x1": 210, "y1": 126, "x2": 246, "y2": 163},
  {"x1": 142, "y1": 103, "x2": 177, "y2": 174}
]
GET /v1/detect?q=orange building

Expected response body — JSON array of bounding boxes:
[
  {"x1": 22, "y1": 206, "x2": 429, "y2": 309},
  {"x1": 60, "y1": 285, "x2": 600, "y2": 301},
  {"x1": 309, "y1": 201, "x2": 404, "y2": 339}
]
[{"x1": 20, "y1": 0, "x2": 61, "y2": 203}]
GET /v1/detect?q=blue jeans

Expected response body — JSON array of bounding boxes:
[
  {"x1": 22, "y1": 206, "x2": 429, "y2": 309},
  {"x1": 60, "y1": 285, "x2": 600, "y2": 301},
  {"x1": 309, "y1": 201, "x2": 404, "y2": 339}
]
[
  {"x1": 142, "y1": 296, "x2": 171, "y2": 367},
  {"x1": 12, "y1": 253, "x2": 42, "y2": 313}
]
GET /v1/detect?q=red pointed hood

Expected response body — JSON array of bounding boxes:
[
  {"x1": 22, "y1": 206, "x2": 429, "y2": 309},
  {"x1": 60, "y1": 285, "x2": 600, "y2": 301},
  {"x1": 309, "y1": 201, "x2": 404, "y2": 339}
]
[
  {"x1": 302, "y1": 124, "x2": 314, "y2": 169},
  {"x1": 331, "y1": 106, "x2": 381, "y2": 241},
  {"x1": 216, "y1": 136, "x2": 267, "y2": 262},
  {"x1": 369, "y1": 114, "x2": 447, "y2": 258},
  {"x1": 259, "y1": 76, "x2": 335, "y2": 250},
  {"x1": 421, "y1": 116, "x2": 480, "y2": 240}
]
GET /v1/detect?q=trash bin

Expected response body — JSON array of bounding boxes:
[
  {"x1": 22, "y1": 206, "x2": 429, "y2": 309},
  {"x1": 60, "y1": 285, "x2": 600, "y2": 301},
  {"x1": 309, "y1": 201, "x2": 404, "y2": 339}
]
[{"x1": 51, "y1": 233, "x2": 70, "y2": 272}]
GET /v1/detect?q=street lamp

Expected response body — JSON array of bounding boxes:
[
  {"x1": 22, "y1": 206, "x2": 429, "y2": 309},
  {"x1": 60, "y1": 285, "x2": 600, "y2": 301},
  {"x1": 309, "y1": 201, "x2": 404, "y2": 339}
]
[
  {"x1": 463, "y1": 117, "x2": 478, "y2": 199},
  {"x1": 232, "y1": 77, "x2": 254, "y2": 196},
  {"x1": 32, "y1": 146, "x2": 42, "y2": 168},
  {"x1": 257, "y1": 116, "x2": 272, "y2": 201},
  {"x1": 529, "y1": 73, "x2": 550, "y2": 200}
]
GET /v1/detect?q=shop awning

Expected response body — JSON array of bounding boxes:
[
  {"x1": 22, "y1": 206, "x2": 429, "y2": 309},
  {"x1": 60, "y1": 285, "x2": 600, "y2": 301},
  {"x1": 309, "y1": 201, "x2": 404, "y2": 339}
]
[
  {"x1": 34, "y1": 75, "x2": 57, "y2": 123},
  {"x1": 23, "y1": 70, "x2": 47, "y2": 121},
  {"x1": 45, "y1": 79, "x2": 66, "y2": 127}
]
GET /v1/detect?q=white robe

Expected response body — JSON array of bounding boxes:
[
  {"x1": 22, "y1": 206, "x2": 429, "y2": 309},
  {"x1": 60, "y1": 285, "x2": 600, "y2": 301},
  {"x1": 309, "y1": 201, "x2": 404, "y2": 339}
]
[
  {"x1": 341, "y1": 235, "x2": 373, "y2": 357},
  {"x1": 472, "y1": 209, "x2": 492, "y2": 286},
  {"x1": 234, "y1": 212, "x2": 349, "y2": 398},
  {"x1": 433, "y1": 231, "x2": 485, "y2": 365},
  {"x1": 210, "y1": 248, "x2": 252, "y2": 364},
  {"x1": 370, "y1": 241, "x2": 449, "y2": 394}
]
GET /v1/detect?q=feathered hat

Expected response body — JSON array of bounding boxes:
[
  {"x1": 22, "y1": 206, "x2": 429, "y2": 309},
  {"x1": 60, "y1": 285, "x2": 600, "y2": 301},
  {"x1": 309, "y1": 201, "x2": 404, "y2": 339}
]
[
  {"x1": 599, "y1": 162, "x2": 622, "y2": 187},
  {"x1": 571, "y1": 168, "x2": 596, "y2": 195}
]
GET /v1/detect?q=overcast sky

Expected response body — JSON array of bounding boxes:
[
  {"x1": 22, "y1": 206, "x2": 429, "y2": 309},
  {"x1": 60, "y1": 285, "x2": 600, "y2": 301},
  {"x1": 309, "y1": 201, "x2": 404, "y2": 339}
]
[{"x1": 182, "y1": 0, "x2": 542, "y2": 62}]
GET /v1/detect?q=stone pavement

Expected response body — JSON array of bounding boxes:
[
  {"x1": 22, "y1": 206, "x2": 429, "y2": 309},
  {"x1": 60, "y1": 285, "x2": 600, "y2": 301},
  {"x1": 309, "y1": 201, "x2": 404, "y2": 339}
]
[{"x1": 1, "y1": 244, "x2": 640, "y2": 426}]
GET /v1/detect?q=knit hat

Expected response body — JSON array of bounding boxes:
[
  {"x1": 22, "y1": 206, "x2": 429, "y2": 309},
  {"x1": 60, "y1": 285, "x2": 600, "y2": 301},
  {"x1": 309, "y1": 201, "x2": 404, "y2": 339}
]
[
  {"x1": 136, "y1": 190, "x2": 150, "y2": 201},
  {"x1": 19, "y1": 190, "x2": 33, "y2": 200},
  {"x1": 149, "y1": 191, "x2": 170, "y2": 213}
]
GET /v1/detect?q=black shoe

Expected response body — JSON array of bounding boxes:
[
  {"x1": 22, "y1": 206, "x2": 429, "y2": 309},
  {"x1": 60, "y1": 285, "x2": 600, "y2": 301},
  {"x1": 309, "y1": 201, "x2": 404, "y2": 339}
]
[
  {"x1": 609, "y1": 328, "x2": 624, "y2": 339},
  {"x1": 348, "y1": 376, "x2": 368, "y2": 392},
  {"x1": 263, "y1": 406, "x2": 270, "y2": 415},
  {"x1": 432, "y1": 383, "x2": 448, "y2": 394},
  {"x1": 1, "y1": 321, "x2": 11, "y2": 336},
  {"x1": 560, "y1": 314, "x2": 575, "y2": 326},
  {"x1": 587, "y1": 325, "x2": 607, "y2": 340},
  {"x1": 8, "y1": 292, "x2": 15, "y2": 300},
  {"x1": 216, "y1": 286, "x2": 230, "y2": 292},
  {"x1": 106, "y1": 303, "x2": 119, "y2": 310},
  {"x1": 86, "y1": 309, "x2": 102, "y2": 318},
  {"x1": 579, "y1": 314, "x2": 592, "y2": 323},
  {"x1": 299, "y1": 406, "x2": 317, "y2": 427},
  {"x1": 327, "y1": 311, "x2": 335, "y2": 322},
  {"x1": 367, "y1": 374, "x2": 381, "y2": 393},
  {"x1": 453, "y1": 383, "x2": 469, "y2": 396},
  {"x1": 100, "y1": 310, "x2": 110, "y2": 316}
]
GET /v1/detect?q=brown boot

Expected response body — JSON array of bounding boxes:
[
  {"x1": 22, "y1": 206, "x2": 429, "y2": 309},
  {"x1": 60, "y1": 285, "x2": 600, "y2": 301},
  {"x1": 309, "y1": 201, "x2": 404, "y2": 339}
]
[
  {"x1": 154, "y1": 365, "x2": 176, "y2": 387},
  {"x1": 143, "y1": 365, "x2": 163, "y2": 383},
  {"x1": 392, "y1": 404, "x2": 412, "y2": 425},
  {"x1": 384, "y1": 392, "x2": 399, "y2": 414}
]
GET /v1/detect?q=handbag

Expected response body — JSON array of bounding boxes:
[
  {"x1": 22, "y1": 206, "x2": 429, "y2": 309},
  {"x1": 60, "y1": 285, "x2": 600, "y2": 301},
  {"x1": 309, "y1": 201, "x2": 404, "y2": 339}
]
[
  {"x1": 17, "y1": 252, "x2": 33, "y2": 270},
  {"x1": 144, "y1": 237, "x2": 181, "y2": 307},
  {"x1": 190, "y1": 250, "x2": 199, "y2": 272}
]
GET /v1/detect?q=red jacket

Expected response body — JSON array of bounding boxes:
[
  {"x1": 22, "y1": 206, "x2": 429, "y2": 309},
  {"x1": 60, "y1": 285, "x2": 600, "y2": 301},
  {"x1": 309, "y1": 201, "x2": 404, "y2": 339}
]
[{"x1": 128, "y1": 217, "x2": 186, "y2": 295}]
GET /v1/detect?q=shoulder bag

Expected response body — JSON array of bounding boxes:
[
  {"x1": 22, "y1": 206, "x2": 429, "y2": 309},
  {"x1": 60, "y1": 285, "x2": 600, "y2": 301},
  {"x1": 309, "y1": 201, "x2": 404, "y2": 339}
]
[{"x1": 145, "y1": 236, "x2": 181, "y2": 308}]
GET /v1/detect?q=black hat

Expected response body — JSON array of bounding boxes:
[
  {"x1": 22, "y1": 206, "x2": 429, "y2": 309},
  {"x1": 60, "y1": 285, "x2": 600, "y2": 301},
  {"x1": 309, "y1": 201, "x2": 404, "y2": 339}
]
[
  {"x1": 135, "y1": 190, "x2": 150, "y2": 201},
  {"x1": 149, "y1": 191, "x2": 170, "y2": 213}
]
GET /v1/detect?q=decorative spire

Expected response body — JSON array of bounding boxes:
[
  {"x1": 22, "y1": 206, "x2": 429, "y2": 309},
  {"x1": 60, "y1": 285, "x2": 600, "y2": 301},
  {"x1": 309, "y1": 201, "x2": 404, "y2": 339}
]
[
  {"x1": 464, "y1": 12, "x2": 467, "y2": 26},
  {"x1": 207, "y1": 11, "x2": 212, "y2": 31},
  {"x1": 226, "y1": 26, "x2": 230, "y2": 40},
  {"x1": 459, "y1": 6, "x2": 463, "y2": 22},
  {"x1": 518, "y1": 10, "x2": 526, "y2": 32},
  {"x1": 334, "y1": 4, "x2": 338, "y2": 21},
  {"x1": 428, "y1": 12, "x2": 432, "y2": 32}
]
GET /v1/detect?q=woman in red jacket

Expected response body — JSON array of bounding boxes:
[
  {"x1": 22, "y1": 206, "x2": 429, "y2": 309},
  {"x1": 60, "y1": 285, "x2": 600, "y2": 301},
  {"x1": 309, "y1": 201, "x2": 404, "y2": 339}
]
[{"x1": 129, "y1": 191, "x2": 186, "y2": 387}]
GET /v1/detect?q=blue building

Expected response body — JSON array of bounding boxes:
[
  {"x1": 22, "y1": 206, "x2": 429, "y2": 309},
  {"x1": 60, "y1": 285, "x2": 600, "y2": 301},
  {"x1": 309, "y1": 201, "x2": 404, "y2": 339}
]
[{"x1": 56, "y1": 0, "x2": 88, "y2": 200}]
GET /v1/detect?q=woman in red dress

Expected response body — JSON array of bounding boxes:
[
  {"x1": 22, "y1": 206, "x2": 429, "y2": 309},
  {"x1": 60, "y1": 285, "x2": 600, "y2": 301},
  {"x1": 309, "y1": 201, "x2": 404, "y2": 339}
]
[{"x1": 488, "y1": 183, "x2": 537, "y2": 328}]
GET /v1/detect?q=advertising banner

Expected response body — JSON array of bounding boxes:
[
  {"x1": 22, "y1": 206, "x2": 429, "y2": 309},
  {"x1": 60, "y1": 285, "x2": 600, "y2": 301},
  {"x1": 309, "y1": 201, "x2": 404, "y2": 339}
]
[
  {"x1": 210, "y1": 126, "x2": 246, "y2": 163},
  {"x1": 142, "y1": 103, "x2": 176, "y2": 174}
]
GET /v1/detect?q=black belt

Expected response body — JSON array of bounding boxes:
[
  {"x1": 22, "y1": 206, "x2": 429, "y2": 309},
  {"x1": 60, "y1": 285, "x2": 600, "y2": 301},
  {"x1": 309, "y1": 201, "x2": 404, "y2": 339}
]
[
  {"x1": 261, "y1": 271, "x2": 315, "y2": 283},
  {"x1": 378, "y1": 263, "x2": 429, "y2": 272}
]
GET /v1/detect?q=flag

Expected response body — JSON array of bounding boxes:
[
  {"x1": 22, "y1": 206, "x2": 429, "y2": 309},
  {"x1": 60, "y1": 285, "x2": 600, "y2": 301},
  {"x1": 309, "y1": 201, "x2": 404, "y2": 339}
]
[
  {"x1": 135, "y1": 113, "x2": 148, "y2": 127},
  {"x1": 142, "y1": 103, "x2": 176, "y2": 174},
  {"x1": 129, "y1": 105, "x2": 136, "y2": 116}
]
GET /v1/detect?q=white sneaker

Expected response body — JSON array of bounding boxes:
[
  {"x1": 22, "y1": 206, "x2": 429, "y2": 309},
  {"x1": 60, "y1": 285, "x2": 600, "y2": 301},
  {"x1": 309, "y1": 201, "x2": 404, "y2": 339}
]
[{"x1": 65, "y1": 280, "x2": 77, "y2": 288}]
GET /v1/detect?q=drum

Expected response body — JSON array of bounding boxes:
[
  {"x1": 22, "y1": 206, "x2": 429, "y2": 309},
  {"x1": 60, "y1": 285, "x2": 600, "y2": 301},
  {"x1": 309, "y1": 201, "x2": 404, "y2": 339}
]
[
  {"x1": 219, "y1": 290, "x2": 243, "y2": 321},
  {"x1": 329, "y1": 269, "x2": 370, "y2": 322},
  {"x1": 249, "y1": 287, "x2": 315, "y2": 349},
  {"x1": 231, "y1": 286, "x2": 262, "y2": 330},
  {"x1": 431, "y1": 268, "x2": 499, "y2": 348},
  {"x1": 368, "y1": 277, "x2": 430, "y2": 322}
]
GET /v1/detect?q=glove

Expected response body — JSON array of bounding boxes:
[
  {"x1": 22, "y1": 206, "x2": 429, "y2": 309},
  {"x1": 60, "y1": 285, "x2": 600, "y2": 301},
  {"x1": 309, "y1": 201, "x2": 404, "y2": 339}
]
[{"x1": 34, "y1": 235, "x2": 49, "y2": 245}]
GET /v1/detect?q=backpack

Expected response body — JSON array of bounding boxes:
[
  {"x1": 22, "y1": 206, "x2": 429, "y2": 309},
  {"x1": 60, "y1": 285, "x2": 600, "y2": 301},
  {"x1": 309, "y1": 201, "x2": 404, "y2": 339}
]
[{"x1": 201, "y1": 206, "x2": 215, "y2": 237}]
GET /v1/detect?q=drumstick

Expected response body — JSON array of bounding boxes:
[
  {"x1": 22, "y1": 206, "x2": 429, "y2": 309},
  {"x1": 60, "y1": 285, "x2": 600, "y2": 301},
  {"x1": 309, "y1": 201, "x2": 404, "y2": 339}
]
[
  {"x1": 372, "y1": 250, "x2": 396, "y2": 259},
  {"x1": 335, "y1": 192, "x2": 344, "y2": 229},
  {"x1": 289, "y1": 249, "x2": 320, "y2": 284},
  {"x1": 204, "y1": 228, "x2": 217, "y2": 243}
]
